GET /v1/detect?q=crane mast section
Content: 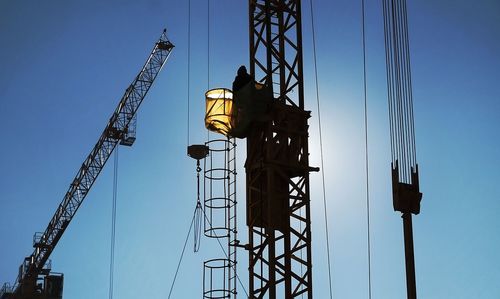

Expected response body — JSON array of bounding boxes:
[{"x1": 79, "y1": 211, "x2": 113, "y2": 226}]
[
  {"x1": 250, "y1": 0, "x2": 305, "y2": 109},
  {"x1": 26, "y1": 31, "x2": 174, "y2": 279},
  {"x1": 247, "y1": 1, "x2": 314, "y2": 298}
]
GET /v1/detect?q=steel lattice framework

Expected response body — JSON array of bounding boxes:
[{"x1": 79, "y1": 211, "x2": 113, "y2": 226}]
[
  {"x1": 7, "y1": 30, "x2": 174, "y2": 298},
  {"x1": 246, "y1": 1, "x2": 313, "y2": 298},
  {"x1": 249, "y1": 0, "x2": 305, "y2": 109}
]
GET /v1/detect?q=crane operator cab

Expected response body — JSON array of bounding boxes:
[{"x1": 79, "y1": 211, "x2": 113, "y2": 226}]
[{"x1": 204, "y1": 66, "x2": 272, "y2": 138}]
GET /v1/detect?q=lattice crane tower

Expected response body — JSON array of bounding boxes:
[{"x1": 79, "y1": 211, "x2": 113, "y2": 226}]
[
  {"x1": 246, "y1": 1, "x2": 315, "y2": 298},
  {"x1": 202, "y1": 1, "x2": 316, "y2": 297}
]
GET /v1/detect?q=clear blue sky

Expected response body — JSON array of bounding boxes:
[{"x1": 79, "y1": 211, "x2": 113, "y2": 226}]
[{"x1": 1, "y1": 1, "x2": 499, "y2": 298}]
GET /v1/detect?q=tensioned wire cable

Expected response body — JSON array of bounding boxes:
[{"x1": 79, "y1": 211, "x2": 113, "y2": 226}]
[
  {"x1": 167, "y1": 208, "x2": 196, "y2": 299},
  {"x1": 108, "y1": 146, "x2": 119, "y2": 299},
  {"x1": 207, "y1": 0, "x2": 211, "y2": 142},
  {"x1": 308, "y1": 0, "x2": 333, "y2": 298},
  {"x1": 383, "y1": 0, "x2": 417, "y2": 184},
  {"x1": 187, "y1": 0, "x2": 191, "y2": 147},
  {"x1": 361, "y1": 0, "x2": 372, "y2": 298},
  {"x1": 186, "y1": 0, "x2": 204, "y2": 254}
]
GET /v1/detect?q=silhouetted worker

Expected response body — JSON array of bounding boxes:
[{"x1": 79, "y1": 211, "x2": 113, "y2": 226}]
[{"x1": 232, "y1": 65, "x2": 253, "y2": 92}]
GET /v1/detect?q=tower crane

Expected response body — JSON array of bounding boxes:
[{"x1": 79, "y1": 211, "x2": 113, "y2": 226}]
[
  {"x1": 0, "y1": 30, "x2": 174, "y2": 299},
  {"x1": 245, "y1": 1, "x2": 315, "y2": 297},
  {"x1": 202, "y1": 1, "x2": 316, "y2": 297}
]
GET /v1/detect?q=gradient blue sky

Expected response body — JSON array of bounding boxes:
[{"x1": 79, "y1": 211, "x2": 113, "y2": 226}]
[{"x1": 1, "y1": 1, "x2": 499, "y2": 298}]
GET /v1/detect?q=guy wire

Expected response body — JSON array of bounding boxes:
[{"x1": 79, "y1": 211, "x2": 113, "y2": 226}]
[
  {"x1": 361, "y1": 0, "x2": 372, "y2": 297},
  {"x1": 309, "y1": 0, "x2": 333, "y2": 298}
]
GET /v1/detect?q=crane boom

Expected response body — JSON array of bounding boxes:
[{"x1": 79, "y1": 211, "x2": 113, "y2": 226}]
[{"x1": 3, "y1": 30, "x2": 174, "y2": 299}]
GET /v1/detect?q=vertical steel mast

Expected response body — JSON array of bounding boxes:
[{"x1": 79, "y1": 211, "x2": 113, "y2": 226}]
[
  {"x1": 382, "y1": 0, "x2": 422, "y2": 298},
  {"x1": 246, "y1": 1, "x2": 314, "y2": 297}
]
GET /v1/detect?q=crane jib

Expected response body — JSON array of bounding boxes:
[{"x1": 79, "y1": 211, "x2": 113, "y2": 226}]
[{"x1": 7, "y1": 30, "x2": 174, "y2": 296}]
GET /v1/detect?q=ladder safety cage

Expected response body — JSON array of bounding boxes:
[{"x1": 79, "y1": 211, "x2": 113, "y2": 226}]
[{"x1": 203, "y1": 139, "x2": 238, "y2": 299}]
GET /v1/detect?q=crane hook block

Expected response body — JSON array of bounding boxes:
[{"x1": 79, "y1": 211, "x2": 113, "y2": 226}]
[
  {"x1": 391, "y1": 162, "x2": 422, "y2": 215},
  {"x1": 187, "y1": 144, "x2": 209, "y2": 161}
]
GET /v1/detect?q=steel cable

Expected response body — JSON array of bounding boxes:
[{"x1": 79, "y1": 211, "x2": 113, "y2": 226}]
[
  {"x1": 168, "y1": 209, "x2": 196, "y2": 299},
  {"x1": 361, "y1": 1, "x2": 372, "y2": 298},
  {"x1": 187, "y1": 0, "x2": 191, "y2": 147},
  {"x1": 108, "y1": 147, "x2": 119, "y2": 299},
  {"x1": 383, "y1": 0, "x2": 417, "y2": 183},
  {"x1": 207, "y1": 0, "x2": 211, "y2": 142},
  {"x1": 308, "y1": 0, "x2": 333, "y2": 298}
]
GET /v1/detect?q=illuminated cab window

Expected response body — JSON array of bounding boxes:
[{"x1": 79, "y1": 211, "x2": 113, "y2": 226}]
[{"x1": 205, "y1": 88, "x2": 233, "y2": 136}]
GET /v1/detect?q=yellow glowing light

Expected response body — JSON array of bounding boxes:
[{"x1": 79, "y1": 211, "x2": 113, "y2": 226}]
[{"x1": 205, "y1": 88, "x2": 233, "y2": 136}]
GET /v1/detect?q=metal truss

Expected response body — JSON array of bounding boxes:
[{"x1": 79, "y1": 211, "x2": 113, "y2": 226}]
[
  {"x1": 9, "y1": 30, "x2": 174, "y2": 298},
  {"x1": 249, "y1": 0, "x2": 305, "y2": 109},
  {"x1": 246, "y1": 1, "x2": 313, "y2": 298}
]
